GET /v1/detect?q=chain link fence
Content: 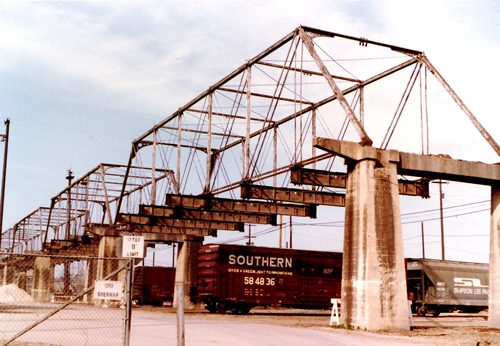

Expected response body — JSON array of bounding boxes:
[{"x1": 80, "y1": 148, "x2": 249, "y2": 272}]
[{"x1": 0, "y1": 251, "x2": 132, "y2": 346}]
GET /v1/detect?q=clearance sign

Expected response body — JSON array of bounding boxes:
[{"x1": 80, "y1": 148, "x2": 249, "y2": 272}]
[{"x1": 122, "y1": 235, "x2": 145, "y2": 258}]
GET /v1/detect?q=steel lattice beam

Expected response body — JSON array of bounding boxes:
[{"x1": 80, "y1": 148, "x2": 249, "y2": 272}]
[
  {"x1": 164, "y1": 194, "x2": 317, "y2": 218},
  {"x1": 241, "y1": 183, "x2": 345, "y2": 207}
]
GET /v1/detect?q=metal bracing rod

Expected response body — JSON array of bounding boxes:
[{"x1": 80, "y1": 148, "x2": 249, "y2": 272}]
[
  {"x1": 132, "y1": 30, "x2": 297, "y2": 146},
  {"x1": 219, "y1": 57, "x2": 419, "y2": 154},
  {"x1": 218, "y1": 87, "x2": 314, "y2": 105},
  {"x1": 211, "y1": 152, "x2": 334, "y2": 196},
  {"x1": 186, "y1": 108, "x2": 272, "y2": 123},
  {"x1": 161, "y1": 125, "x2": 244, "y2": 139},
  {"x1": 418, "y1": 55, "x2": 500, "y2": 156},
  {"x1": 298, "y1": 27, "x2": 372, "y2": 146},
  {"x1": 256, "y1": 61, "x2": 362, "y2": 83}
]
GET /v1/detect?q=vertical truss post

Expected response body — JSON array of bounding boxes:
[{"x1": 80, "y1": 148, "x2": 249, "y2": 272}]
[
  {"x1": 273, "y1": 126, "x2": 277, "y2": 187},
  {"x1": 245, "y1": 66, "x2": 252, "y2": 179},
  {"x1": 38, "y1": 212, "x2": 43, "y2": 251},
  {"x1": 177, "y1": 113, "x2": 182, "y2": 194},
  {"x1": 419, "y1": 55, "x2": 500, "y2": 156},
  {"x1": 298, "y1": 27, "x2": 372, "y2": 146},
  {"x1": 312, "y1": 109, "x2": 317, "y2": 169},
  {"x1": 151, "y1": 130, "x2": 157, "y2": 204},
  {"x1": 359, "y1": 86, "x2": 364, "y2": 126},
  {"x1": 205, "y1": 93, "x2": 213, "y2": 192},
  {"x1": 84, "y1": 176, "x2": 90, "y2": 226}
]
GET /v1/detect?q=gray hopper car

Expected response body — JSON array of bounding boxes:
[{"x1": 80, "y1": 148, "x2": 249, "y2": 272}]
[{"x1": 406, "y1": 258, "x2": 488, "y2": 316}]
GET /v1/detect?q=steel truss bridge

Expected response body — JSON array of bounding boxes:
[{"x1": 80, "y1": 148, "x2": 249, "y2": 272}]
[{"x1": 1, "y1": 25, "x2": 498, "y2": 256}]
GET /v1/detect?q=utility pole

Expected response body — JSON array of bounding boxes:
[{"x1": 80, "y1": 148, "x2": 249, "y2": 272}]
[
  {"x1": 172, "y1": 243, "x2": 176, "y2": 266},
  {"x1": 64, "y1": 169, "x2": 74, "y2": 295},
  {"x1": 433, "y1": 180, "x2": 448, "y2": 260},
  {"x1": 246, "y1": 224, "x2": 254, "y2": 246},
  {"x1": 0, "y1": 119, "x2": 10, "y2": 249},
  {"x1": 421, "y1": 222, "x2": 425, "y2": 259},
  {"x1": 65, "y1": 169, "x2": 74, "y2": 239},
  {"x1": 278, "y1": 214, "x2": 282, "y2": 248},
  {"x1": 289, "y1": 216, "x2": 293, "y2": 249}
]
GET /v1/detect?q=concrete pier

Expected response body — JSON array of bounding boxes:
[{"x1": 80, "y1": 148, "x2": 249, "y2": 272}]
[
  {"x1": 489, "y1": 187, "x2": 500, "y2": 327},
  {"x1": 32, "y1": 256, "x2": 53, "y2": 303},
  {"x1": 341, "y1": 152, "x2": 409, "y2": 330},
  {"x1": 97, "y1": 235, "x2": 125, "y2": 282},
  {"x1": 174, "y1": 238, "x2": 203, "y2": 309}
]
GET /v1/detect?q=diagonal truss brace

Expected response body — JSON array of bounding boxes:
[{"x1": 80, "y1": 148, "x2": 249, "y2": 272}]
[{"x1": 298, "y1": 27, "x2": 373, "y2": 146}]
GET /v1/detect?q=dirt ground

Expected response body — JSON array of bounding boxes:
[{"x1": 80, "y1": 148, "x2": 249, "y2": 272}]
[{"x1": 156, "y1": 306, "x2": 500, "y2": 345}]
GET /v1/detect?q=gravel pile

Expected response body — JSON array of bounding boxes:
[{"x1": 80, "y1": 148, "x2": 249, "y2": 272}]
[{"x1": 0, "y1": 283, "x2": 34, "y2": 303}]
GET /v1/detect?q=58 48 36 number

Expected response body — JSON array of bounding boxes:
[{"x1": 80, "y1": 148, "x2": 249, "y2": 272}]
[{"x1": 244, "y1": 276, "x2": 275, "y2": 286}]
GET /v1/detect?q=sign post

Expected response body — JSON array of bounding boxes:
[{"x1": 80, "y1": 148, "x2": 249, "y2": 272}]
[{"x1": 121, "y1": 235, "x2": 145, "y2": 346}]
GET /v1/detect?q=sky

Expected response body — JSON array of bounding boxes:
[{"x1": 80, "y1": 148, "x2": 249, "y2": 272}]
[{"x1": 0, "y1": 1, "x2": 498, "y2": 264}]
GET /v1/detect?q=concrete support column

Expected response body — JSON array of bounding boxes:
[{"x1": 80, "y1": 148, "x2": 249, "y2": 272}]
[
  {"x1": 488, "y1": 187, "x2": 500, "y2": 327},
  {"x1": 83, "y1": 259, "x2": 97, "y2": 303},
  {"x1": 174, "y1": 238, "x2": 203, "y2": 309},
  {"x1": 16, "y1": 271, "x2": 27, "y2": 291},
  {"x1": 2, "y1": 264, "x2": 15, "y2": 285},
  {"x1": 97, "y1": 236, "x2": 125, "y2": 282},
  {"x1": 32, "y1": 257, "x2": 53, "y2": 303},
  {"x1": 341, "y1": 156, "x2": 409, "y2": 331}
]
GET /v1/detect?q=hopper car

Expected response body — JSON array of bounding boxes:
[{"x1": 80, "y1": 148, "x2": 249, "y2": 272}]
[{"x1": 406, "y1": 258, "x2": 488, "y2": 317}]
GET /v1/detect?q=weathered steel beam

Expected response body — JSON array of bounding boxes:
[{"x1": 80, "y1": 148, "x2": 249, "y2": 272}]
[
  {"x1": 87, "y1": 223, "x2": 211, "y2": 240},
  {"x1": 240, "y1": 183, "x2": 345, "y2": 207},
  {"x1": 314, "y1": 137, "x2": 500, "y2": 186},
  {"x1": 140, "y1": 206, "x2": 277, "y2": 226},
  {"x1": 116, "y1": 213, "x2": 244, "y2": 231},
  {"x1": 164, "y1": 194, "x2": 317, "y2": 218},
  {"x1": 290, "y1": 166, "x2": 346, "y2": 188},
  {"x1": 290, "y1": 166, "x2": 430, "y2": 198}
]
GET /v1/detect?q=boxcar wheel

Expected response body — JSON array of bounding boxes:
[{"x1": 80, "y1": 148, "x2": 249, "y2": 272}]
[
  {"x1": 416, "y1": 306, "x2": 426, "y2": 317},
  {"x1": 238, "y1": 304, "x2": 251, "y2": 314},
  {"x1": 216, "y1": 302, "x2": 227, "y2": 313},
  {"x1": 206, "y1": 302, "x2": 217, "y2": 313}
]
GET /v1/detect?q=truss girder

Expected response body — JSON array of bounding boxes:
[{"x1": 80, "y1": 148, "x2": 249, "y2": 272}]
[
  {"x1": 290, "y1": 166, "x2": 430, "y2": 198},
  {"x1": 116, "y1": 213, "x2": 244, "y2": 231},
  {"x1": 139, "y1": 205, "x2": 277, "y2": 226},
  {"x1": 164, "y1": 194, "x2": 316, "y2": 218},
  {"x1": 87, "y1": 223, "x2": 211, "y2": 240},
  {"x1": 241, "y1": 183, "x2": 345, "y2": 207}
]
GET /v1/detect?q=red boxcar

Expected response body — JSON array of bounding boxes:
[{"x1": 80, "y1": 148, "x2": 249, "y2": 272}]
[
  {"x1": 196, "y1": 244, "x2": 342, "y2": 313},
  {"x1": 133, "y1": 266, "x2": 176, "y2": 306}
]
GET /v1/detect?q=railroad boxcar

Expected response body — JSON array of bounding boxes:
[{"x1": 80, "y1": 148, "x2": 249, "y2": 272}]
[
  {"x1": 196, "y1": 244, "x2": 342, "y2": 313},
  {"x1": 133, "y1": 266, "x2": 176, "y2": 306},
  {"x1": 406, "y1": 258, "x2": 488, "y2": 316}
]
